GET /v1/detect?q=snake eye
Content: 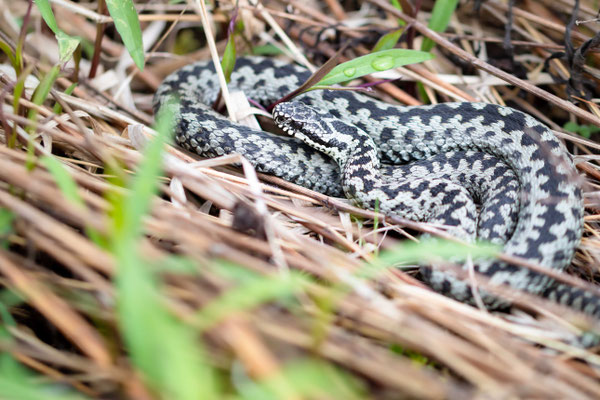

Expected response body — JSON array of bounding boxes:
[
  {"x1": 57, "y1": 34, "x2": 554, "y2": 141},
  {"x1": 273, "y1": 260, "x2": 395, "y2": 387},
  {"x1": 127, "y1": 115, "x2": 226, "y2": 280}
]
[{"x1": 272, "y1": 107, "x2": 294, "y2": 135}]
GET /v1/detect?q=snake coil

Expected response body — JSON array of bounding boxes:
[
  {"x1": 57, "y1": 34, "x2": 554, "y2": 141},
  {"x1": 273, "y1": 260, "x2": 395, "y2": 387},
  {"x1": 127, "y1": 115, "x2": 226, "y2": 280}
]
[{"x1": 155, "y1": 56, "x2": 597, "y2": 336}]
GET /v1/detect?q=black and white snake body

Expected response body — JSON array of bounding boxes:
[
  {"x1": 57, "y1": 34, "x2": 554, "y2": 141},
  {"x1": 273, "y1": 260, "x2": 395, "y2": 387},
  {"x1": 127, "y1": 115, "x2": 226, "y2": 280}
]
[{"x1": 154, "y1": 56, "x2": 597, "y2": 329}]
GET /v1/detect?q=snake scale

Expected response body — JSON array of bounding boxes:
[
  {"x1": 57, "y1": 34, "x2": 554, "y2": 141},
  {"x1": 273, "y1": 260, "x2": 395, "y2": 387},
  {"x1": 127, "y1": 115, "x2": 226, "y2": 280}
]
[{"x1": 154, "y1": 56, "x2": 598, "y2": 331}]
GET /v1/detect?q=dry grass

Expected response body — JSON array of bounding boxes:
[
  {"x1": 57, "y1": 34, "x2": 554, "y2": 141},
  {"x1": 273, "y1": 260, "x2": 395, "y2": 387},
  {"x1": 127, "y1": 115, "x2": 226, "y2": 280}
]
[{"x1": 1, "y1": 0, "x2": 600, "y2": 398}]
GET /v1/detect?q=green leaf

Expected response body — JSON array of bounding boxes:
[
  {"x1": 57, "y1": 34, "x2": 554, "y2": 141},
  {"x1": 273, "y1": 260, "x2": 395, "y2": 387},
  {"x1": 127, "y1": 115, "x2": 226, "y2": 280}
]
[
  {"x1": 155, "y1": 255, "x2": 198, "y2": 275},
  {"x1": 196, "y1": 267, "x2": 307, "y2": 331},
  {"x1": 563, "y1": 121, "x2": 579, "y2": 133},
  {"x1": 373, "y1": 29, "x2": 404, "y2": 52},
  {"x1": 390, "y1": 0, "x2": 402, "y2": 10},
  {"x1": 105, "y1": 0, "x2": 145, "y2": 70},
  {"x1": 580, "y1": 127, "x2": 592, "y2": 138},
  {"x1": 0, "y1": 376, "x2": 88, "y2": 400},
  {"x1": 0, "y1": 39, "x2": 16, "y2": 67},
  {"x1": 0, "y1": 316, "x2": 87, "y2": 400},
  {"x1": 0, "y1": 208, "x2": 14, "y2": 249},
  {"x1": 34, "y1": 0, "x2": 81, "y2": 63},
  {"x1": 34, "y1": 0, "x2": 59, "y2": 33},
  {"x1": 26, "y1": 64, "x2": 60, "y2": 164},
  {"x1": 0, "y1": 209, "x2": 14, "y2": 236},
  {"x1": 29, "y1": 65, "x2": 60, "y2": 113},
  {"x1": 316, "y1": 49, "x2": 434, "y2": 87},
  {"x1": 563, "y1": 121, "x2": 600, "y2": 138},
  {"x1": 389, "y1": 0, "x2": 406, "y2": 26},
  {"x1": 252, "y1": 44, "x2": 283, "y2": 56},
  {"x1": 221, "y1": 35, "x2": 237, "y2": 83},
  {"x1": 117, "y1": 110, "x2": 172, "y2": 240},
  {"x1": 27, "y1": 64, "x2": 60, "y2": 166},
  {"x1": 111, "y1": 107, "x2": 219, "y2": 400},
  {"x1": 421, "y1": 0, "x2": 460, "y2": 52},
  {"x1": 56, "y1": 31, "x2": 80, "y2": 64},
  {"x1": 236, "y1": 359, "x2": 365, "y2": 400},
  {"x1": 53, "y1": 82, "x2": 77, "y2": 114},
  {"x1": 40, "y1": 155, "x2": 103, "y2": 245},
  {"x1": 40, "y1": 156, "x2": 84, "y2": 207},
  {"x1": 363, "y1": 239, "x2": 500, "y2": 279}
]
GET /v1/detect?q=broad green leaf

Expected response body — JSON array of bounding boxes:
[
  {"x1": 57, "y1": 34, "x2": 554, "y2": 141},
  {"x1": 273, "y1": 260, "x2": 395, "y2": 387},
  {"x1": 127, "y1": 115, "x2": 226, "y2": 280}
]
[
  {"x1": 56, "y1": 31, "x2": 80, "y2": 64},
  {"x1": 34, "y1": 0, "x2": 59, "y2": 33},
  {"x1": 421, "y1": 0, "x2": 460, "y2": 52},
  {"x1": 316, "y1": 49, "x2": 434, "y2": 87},
  {"x1": 105, "y1": 0, "x2": 145, "y2": 70},
  {"x1": 373, "y1": 29, "x2": 404, "y2": 52},
  {"x1": 34, "y1": 0, "x2": 81, "y2": 63}
]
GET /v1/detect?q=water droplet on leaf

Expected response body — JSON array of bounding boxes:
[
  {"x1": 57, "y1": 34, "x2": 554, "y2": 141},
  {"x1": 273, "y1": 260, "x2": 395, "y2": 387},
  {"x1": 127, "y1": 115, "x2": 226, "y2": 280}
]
[
  {"x1": 371, "y1": 56, "x2": 394, "y2": 71},
  {"x1": 343, "y1": 67, "x2": 356, "y2": 77}
]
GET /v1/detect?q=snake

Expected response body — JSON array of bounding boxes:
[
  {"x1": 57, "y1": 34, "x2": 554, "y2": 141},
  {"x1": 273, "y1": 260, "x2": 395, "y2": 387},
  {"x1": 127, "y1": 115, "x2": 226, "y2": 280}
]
[{"x1": 154, "y1": 56, "x2": 597, "y2": 332}]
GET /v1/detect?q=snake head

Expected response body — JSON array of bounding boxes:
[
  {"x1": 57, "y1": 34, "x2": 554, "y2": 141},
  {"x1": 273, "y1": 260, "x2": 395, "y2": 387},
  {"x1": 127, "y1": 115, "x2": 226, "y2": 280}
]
[
  {"x1": 273, "y1": 101, "x2": 373, "y2": 167},
  {"x1": 272, "y1": 101, "x2": 324, "y2": 139}
]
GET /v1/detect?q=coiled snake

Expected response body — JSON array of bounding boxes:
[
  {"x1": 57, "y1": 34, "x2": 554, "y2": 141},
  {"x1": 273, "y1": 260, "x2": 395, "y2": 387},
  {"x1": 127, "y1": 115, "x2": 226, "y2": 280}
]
[{"x1": 155, "y1": 56, "x2": 596, "y2": 330}]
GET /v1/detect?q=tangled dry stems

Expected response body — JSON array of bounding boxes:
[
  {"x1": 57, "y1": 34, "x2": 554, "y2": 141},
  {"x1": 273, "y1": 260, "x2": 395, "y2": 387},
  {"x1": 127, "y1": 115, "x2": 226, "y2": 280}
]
[{"x1": 1, "y1": 0, "x2": 600, "y2": 398}]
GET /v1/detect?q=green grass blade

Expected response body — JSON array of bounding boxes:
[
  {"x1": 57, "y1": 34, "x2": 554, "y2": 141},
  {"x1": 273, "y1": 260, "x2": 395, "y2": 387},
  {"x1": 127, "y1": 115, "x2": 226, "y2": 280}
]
[
  {"x1": 12, "y1": 64, "x2": 35, "y2": 115},
  {"x1": 0, "y1": 298, "x2": 87, "y2": 400},
  {"x1": 0, "y1": 208, "x2": 14, "y2": 249},
  {"x1": 0, "y1": 377, "x2": 88, "y2": 400},
  {"x1": 389, "y1": 0, "x2": 406, "y2": 26},
  {"x1": 40, "y1": 156, "x2": 84, "y2": 207},
  {"x1": 421, "y1": 0, "x2": 460, "y2": 52},
  {"x1": 105, "y1": 0, "x2": 145, "y2": 70},
  {"x1": 316, "y1": 49, "x2": 433, "y2": 87},
  {"x1": 236, "y1": 359, "x2": 365, "y2": 400},
  {"x1": 24, "y1": 65, "x2": 60, "y2": 168},
  {"x1": 0, "y1": 208, "x2": 14, "y2": 235},
  {"x1": 116, "y1": 248, "x2": 218, "y2": 400},
  {"x1": 40, "y1": 155, "x2": 104, "y2": 245},
  {"x1": 28, "y1": 65, "x2": 60, "y2": 126},
  {"x1": 196, "y1": 266, "x2": 308, "y2": 331},
  {"x1": 53, "y1": 82, "x2": 77, "y2": 114},
  {"x1": 112, "y1": 108, "x2": 173, "y2": 240},
  {"x1": 363, "y1": 239, "x2": 500, "y2": 279},
  {"x1": 0, "y1": 39, "x2": 16, "y2": 67},
  {"x1": 111, "y1": 107, "x2": 219, "y2": 399},
  {"x1": 373, "y1": 29, "x2": 404, "y2": 52}
]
